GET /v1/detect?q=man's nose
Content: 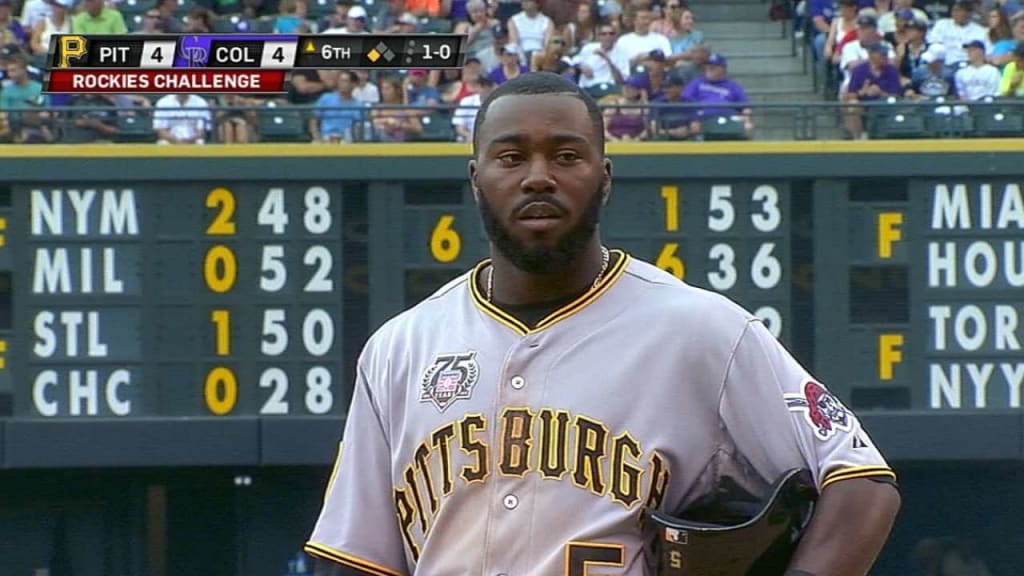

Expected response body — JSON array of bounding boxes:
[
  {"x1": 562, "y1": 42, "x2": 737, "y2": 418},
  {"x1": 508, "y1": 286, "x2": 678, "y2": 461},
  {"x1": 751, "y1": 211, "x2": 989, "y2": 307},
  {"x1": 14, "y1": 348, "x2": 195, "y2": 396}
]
[{"x1": 520, "y1": 156, "x2": 556, "y2": 194}]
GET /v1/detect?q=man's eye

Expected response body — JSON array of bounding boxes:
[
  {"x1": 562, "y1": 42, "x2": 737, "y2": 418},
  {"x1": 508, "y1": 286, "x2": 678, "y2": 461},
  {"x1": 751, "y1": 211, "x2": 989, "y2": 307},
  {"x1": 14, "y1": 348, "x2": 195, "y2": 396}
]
[
  {"x1": 556, "y1": 151, "x2": 581, "y2": 162},
  {"x1": 497, "y1": 153, "x2": 522, "y2": 165}
]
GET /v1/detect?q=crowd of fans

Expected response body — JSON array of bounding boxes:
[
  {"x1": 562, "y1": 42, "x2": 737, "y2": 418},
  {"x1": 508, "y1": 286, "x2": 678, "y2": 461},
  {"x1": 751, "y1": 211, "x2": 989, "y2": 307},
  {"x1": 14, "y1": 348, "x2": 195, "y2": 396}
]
[
  {"x1": 800, "y1": 0, "x2": 1024, "y2": 137},
  {"x1": 0, "y1": 0, "x2": 760, "y2": 143},
  {"x1": 0, "y1": 0, "x2": 1021, "y2": 142}
]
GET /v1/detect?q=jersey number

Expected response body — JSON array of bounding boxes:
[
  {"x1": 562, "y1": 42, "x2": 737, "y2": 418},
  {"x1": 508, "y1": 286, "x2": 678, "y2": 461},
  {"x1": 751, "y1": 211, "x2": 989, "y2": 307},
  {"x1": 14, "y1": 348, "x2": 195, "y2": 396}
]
[{"x1": 565, "y1": 542, "x2": 624, "y2": 576}]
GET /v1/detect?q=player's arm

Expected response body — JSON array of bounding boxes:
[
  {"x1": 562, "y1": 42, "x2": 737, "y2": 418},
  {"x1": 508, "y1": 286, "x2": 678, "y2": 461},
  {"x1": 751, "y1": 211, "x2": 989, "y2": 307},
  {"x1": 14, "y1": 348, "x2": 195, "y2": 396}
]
[
  {"x1": 785, "y1": 476, "x2": 901, "y2": 576},
  {"x1": 718, "y1": 320, "x2": 900, "y2": 576},
  {"x1": 305, "y1": 362, "x2": 409, "y2": 576}
]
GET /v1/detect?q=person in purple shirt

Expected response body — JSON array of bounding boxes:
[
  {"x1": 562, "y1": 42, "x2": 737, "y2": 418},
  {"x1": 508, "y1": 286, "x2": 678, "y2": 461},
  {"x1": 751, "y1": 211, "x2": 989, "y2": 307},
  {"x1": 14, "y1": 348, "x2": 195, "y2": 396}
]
[
  {"x1": 842, "y1": 41, "x2": 902, "y2": 138},
  {"x1": 808, "y1": 0, "x2": 837, "y2": 61},
  {"x1": 490, "y1": 44, "x2": 530, "y2": 84},
  {"x1": 682, "y1": 53, "x2": 754, "y2": 139}
]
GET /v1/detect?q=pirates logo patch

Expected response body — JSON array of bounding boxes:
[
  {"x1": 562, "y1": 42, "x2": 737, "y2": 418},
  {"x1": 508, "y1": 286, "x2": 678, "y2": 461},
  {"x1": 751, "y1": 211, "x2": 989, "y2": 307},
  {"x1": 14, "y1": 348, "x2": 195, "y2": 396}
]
[
  {"x1": 420, "y1": 352, "x2": 480, "y2": 412},
  {"x1": 784, "y1": 380, "x2": 852, "y2": 440}
]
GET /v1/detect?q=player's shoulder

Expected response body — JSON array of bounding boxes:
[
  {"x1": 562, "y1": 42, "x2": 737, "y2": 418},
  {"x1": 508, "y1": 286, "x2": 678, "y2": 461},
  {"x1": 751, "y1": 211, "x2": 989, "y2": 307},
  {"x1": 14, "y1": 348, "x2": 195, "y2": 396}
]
[{"x1": 620, "y1": 255, "x2": 758, "y2": 327}]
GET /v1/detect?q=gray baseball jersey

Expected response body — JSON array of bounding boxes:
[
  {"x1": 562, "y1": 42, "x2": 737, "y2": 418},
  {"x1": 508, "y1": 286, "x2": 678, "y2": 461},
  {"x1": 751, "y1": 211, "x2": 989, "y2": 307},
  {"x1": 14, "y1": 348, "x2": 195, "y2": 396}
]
[{"x1": 306, "y1": 250, "x2": 895, "y2": 576}]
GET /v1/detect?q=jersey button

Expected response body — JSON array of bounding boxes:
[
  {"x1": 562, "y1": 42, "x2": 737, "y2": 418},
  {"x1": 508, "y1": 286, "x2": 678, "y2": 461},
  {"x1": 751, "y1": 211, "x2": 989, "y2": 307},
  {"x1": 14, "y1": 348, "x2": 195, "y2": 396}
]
[
  {"x1": 503, "y1": 494, "x2": 519, "y2": 510},
  {"x1": 510, "y1": 376, "x2": 526, "y2": 389}
]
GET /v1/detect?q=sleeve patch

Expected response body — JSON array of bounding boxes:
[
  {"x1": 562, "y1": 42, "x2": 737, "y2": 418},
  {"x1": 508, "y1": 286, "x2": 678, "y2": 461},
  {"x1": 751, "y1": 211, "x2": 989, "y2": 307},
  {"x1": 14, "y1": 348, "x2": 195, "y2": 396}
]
[{"x1": 783, "y1": 380, "x2": 853, "y2": 441}]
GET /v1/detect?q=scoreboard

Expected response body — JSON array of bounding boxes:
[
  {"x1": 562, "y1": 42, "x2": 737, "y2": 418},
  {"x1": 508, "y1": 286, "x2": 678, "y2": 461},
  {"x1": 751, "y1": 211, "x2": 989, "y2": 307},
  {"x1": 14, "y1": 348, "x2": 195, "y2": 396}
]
[
  {"x1": 815, "y1": 178, "x2": 1024, "y2": 411},
  {"x1": 12, "y1": 183, "x2": 346, "y2": 418},
  {"x1": 5, "y1": 177, "x2": 795, "y2": 419},
  {"x1": 44, "y1": 33, "x2": 468, "y2": 93}
]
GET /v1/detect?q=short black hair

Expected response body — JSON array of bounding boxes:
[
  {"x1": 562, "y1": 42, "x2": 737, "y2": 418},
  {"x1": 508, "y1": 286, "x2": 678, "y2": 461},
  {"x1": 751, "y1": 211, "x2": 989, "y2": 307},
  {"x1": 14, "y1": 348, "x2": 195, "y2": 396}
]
[{"x1": 472, "y1": 72, "x2": 605, "y2": 155}]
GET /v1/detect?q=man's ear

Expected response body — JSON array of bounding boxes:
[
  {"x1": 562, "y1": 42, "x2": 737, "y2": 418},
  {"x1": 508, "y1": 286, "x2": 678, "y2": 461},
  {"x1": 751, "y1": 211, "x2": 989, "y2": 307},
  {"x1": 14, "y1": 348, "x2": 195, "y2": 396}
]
[
  {"x1": 468, "y1": 159, "x2": 481, "y2": 203},
  {"x1": 601, "y1": 158, "x2": 613, "y2": 205}
]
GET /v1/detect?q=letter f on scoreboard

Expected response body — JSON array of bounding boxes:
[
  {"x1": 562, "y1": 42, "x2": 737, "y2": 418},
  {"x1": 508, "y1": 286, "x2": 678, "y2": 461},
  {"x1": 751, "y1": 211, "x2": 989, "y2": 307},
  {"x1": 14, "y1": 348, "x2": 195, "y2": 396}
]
[
  {"x1": 58, "y1": 35, "x2": 87, "y2": 68},
  {"x1": 878, "y1": 333, "x2": 903, "y2": 381},
  {"x1": 877, "y1": 212, "x2": 903, "y2": 259}
]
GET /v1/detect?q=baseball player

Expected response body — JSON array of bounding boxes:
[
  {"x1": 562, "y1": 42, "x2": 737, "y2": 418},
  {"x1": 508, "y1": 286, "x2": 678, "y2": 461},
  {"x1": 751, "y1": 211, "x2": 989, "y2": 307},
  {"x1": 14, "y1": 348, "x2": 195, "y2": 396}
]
[{"x1": 306, "y1": 72, "x2": 901, "y2": 576}]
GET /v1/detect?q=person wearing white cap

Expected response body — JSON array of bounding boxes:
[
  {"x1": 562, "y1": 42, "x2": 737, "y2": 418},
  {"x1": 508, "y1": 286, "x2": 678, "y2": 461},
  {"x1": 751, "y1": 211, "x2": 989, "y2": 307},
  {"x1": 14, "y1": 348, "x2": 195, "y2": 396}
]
[
  {"x1": 907, "y1": 43, "x2": 956, "y2": 97},
  {"x1": 323, "y1": 5, "x2": 369, "y2": 34}
]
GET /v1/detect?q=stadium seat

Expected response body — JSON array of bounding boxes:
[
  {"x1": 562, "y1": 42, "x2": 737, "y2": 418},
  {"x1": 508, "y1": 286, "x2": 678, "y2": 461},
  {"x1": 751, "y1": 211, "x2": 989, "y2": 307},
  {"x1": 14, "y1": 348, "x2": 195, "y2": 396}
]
[
  {"x1": 973, "y1": 109, "x2": 1024, "y2": 137},
  {"x1": 254, "y1": 16, "x2": 276, "y2": 33},
  {"x1": 701, "y1": 115, "x2": 749, "y2": 141},
  {"x1": 868, "y1": 109, "x2": 928, "y2": 140},
  {"x1": 308, "y1": 0, "x2": 337, "y2": 18},
  {"x1": 415, "y1": 111, "x2": 455, "y2": 142},
  {"x1": 119, "y1": 0, "x2": 156, "y2": 16},
  {"x1": 257, "y1": 102, "x2": 307, "y2": 142},
  {"x1": 585, "y1": 83, "x2": 620, "y2": 100},
  {"x1": 114, "y1": 114, "x2": 157, "y2": 143}
]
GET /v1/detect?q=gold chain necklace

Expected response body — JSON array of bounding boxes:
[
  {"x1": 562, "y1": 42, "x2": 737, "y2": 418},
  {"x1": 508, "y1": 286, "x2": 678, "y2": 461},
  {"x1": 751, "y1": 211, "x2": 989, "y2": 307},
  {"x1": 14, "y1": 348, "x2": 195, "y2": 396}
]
[{"x1": 486, "y1": 246, "x2": 610, "y2": 303}]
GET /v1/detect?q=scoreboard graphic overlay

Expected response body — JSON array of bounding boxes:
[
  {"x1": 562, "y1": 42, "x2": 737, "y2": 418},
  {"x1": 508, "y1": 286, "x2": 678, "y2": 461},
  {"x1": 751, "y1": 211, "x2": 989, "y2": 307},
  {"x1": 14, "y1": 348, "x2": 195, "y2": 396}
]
[{"x1": 44, "y1": 34, "x2": 468, "y2": 93}]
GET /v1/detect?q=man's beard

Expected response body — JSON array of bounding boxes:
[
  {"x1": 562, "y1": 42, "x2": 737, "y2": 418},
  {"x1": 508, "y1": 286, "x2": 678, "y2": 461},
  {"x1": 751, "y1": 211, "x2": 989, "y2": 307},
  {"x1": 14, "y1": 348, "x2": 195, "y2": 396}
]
[{"x1": 478, "y1": 188, "x2": 603, "y2": 275}]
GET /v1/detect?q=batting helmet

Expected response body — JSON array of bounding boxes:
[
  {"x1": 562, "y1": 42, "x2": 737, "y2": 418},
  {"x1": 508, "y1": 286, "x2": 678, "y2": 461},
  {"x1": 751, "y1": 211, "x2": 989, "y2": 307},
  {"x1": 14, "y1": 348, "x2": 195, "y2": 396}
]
[{"x1": 644, "y1": 468, "x2": 818, "y2": 576}]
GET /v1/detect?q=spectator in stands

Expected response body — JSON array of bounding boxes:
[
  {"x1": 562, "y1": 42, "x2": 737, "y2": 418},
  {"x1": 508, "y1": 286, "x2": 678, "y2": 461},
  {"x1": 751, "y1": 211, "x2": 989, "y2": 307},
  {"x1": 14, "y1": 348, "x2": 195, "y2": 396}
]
[
  {"x1": 956, "y1": 39, "x2": 1003, "y2": 97},
  {"x1": 184, "y1": 6, "x2": 213, "y2": 32},
  {"x1": 287, "y1": 69, "x2": 326, "y2": 105},
  {"x1": 530, "y1": 36, "x2": 576, "y2": 79},
  {"x1": 565, "y1": 1, "x2": 597, "y2": 50},
  {"x1": 153, "y1": 93, "x2": 211, "y2": 145},
  {"x1": 405, "y1": 0, "x2": 450, "y2": 19},
  {"x1": 452, "y1": 74, "x2": 494, "y2": 142},
  {"x1": 153, "y1": 0, "x2": 182, "y2": 33},
  {"x1": 991, "y1": 13, "x2": 1024, "y2": 67},
  {"x1": 0, "y1": 0, "x2": 27, "y2": 48},
  {"x1": 28, "y1": 0, "x2": 69, "y2": 58},
  {"x1": 998, "y1": 41, "x2": 1024, "y2": 95},
  {"x1": 656, "y1": 4, "x2": 705, "y2": 66},
  {"x1": 491, "y1": 44, "x2": 529, "y2": 83},
  {"x1": 871, "y1": 0, "x2": 895, "y2": 29},
  {"x1": 617, "y1": 8, "x2": 672, "y2": 74},
  {"x1": 450, "y1": 0, "x2": 470, "y2": 23},
  {"x1": 389, "y1": 11, "x2": 419, "y2": 34},
  {"x1": 842, "y1": 41, "x2": 901, "y2": 138},
  {"x1": 215, "y1": 94, "x2": 258, "y2": 143},
  {"x1": 61, "y1": 94, "x2": 121, "y2": 143},
  {"x1": 319, "y1": 2, "x2": 349, "y2": 33},
  {"x1": 807, "y1": 0, "x2": 838, "y2": 61},
  {"x1": 981, "y1": 0, "x2": 1022, "y2": 19},
  {"x1": 18, "y1": 0, "x2": 50, "y2": 31},
  {"x1": 883, "y1": 8, "x2": 915, "y2": 43},
  {"x1": 442, "y1": 57, "x2": 483, "y2": 102},
  {"x1": 928, "y1": 0, "x2": 989, "y2": 69},
  {"x1": 371, "y1": 75, "x2": 423, "y2": 142},
  {"x1": 825, "y1": 0, "x2": 860, "y2": 64},
  {"x1": 881, "y1": 0, "x2": 930, "y2": 34},
  {"x1": 508, "y1": 0, "x2": 554, "y2": 64},
  {"x1": 676, "y1": 41, "x2": 712, "y2": 85},
  {"x1": 907, "y1": 43, "x2": 956, "y2": 97},
  {"x1": 457, "y1": 1, "x2": 499, "y2": 69},
  {"x1": 0, "y1": 53, "x2": 51, "y2": 143},
  {"x1": 132, "y1": 8, "x2": 163, "y2": 34},
  {"x1": 352, "y1": 70, "x2": 380, "y2": 103},
  {"x1": 894, "y1": 18, "x2": 930, "y2": 86},
  {"x1": 986, "y1": 8, "x2": 1018, "y2": 62},
  {"x1": 572, "y1": 21, "x2": 629, "y2": 87},
  {"x1": 310, "y1": 70, "x2": 364, "y2": 143},
  {"x1": 325, "y1": 5, "x2": 368, "y2": 34},
  {"x1": 274, "y1": 0, "x2": 311, "y2": 33},
  {"x1": 839, "y1": 14, "x2": 890, "y2": 92},
  {"x1": 404, "y1": 69, "x2": 441, "y2": 115},
  {"x1": 602, "y1": 73, "x2": 649, "y2": 141},
  {"x1": 682, "y1": 54, "x2": 754, "y2": 139},
  {"x1": 650, "y1": 70, "x2": 691, "y2": 139},
  {"x1": 72, "y1": 0, "x2": 127, "y2": 33}
]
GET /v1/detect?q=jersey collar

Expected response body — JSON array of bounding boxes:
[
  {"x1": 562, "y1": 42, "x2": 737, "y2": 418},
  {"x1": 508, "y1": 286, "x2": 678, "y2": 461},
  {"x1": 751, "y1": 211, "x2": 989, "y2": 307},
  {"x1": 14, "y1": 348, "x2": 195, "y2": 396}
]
[{"x1": 468, "y1": 249, "x2": 630, "y2": 336}]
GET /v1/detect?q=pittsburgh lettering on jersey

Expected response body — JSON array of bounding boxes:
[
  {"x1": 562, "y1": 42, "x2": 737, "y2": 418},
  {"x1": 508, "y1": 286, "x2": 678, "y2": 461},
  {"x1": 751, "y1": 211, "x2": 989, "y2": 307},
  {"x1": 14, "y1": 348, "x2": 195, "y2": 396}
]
[{"x1": 391, "y1": 409, "x2": 672, "y2": 560}]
